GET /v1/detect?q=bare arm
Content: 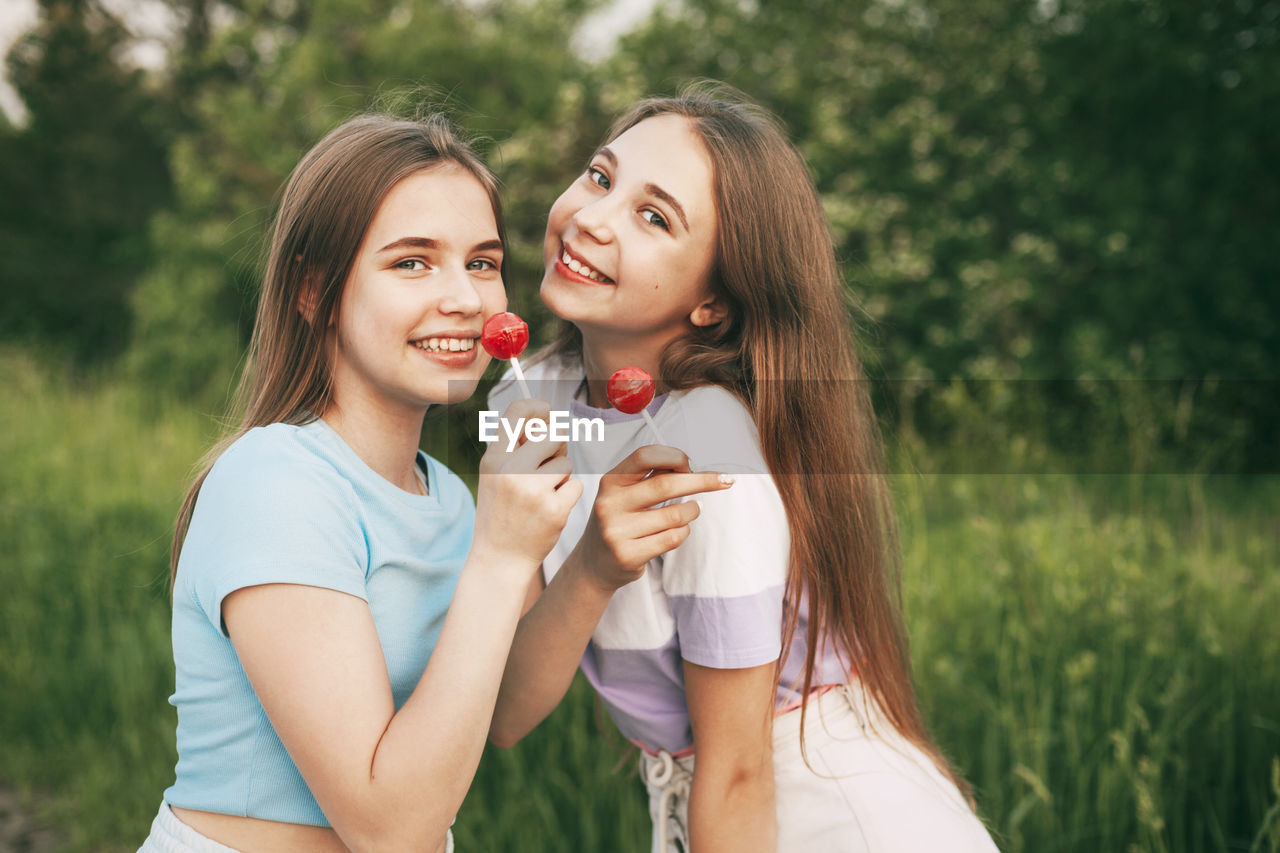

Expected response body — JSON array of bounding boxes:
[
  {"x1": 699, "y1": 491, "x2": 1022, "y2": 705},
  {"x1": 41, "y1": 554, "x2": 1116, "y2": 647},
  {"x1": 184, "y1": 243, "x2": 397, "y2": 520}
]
[
  {"x1": 224, "y1": 400, "x2": 580, "y2": 852},
  {"x1": 685, "y1": 660, "x2": 778, "y2": 853},
  {"x1": 489, "y1": 445, "x2": 734, "y2": 747}
]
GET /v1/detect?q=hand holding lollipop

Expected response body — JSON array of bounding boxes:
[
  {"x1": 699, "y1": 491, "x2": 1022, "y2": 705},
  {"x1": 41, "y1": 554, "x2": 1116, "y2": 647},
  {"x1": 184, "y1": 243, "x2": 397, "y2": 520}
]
[
  {"x1": 607, "y1": 367, "x2": 667, "y2": 446},
  {"x1": 482, "y1": 311, "x2": 531, "y2": 398}
]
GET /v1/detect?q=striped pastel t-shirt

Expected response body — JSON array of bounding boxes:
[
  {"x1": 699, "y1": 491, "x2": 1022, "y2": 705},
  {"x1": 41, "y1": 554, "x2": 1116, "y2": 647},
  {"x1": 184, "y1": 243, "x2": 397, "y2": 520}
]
[{"x1": 490, "y1": 356, "x2": 851, "y2": 755}]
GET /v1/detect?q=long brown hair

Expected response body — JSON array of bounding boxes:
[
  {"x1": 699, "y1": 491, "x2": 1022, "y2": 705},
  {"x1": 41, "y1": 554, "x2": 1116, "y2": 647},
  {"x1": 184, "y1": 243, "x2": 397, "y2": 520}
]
[
  {"x1": 169, "y1": 113, "x2": 506, "y2": 589},
  {"x1": 548, "y1": 83, "x2": 974, "y2": 803}
]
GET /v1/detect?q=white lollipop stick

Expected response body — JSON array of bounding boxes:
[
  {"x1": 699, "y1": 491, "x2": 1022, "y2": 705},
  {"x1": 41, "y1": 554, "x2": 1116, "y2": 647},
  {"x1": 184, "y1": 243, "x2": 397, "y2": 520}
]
[
  {"x1": 510, "y1": 356, "x2": 532, "y2": 399},
  {"x1": 640, "y1": 409, "x2": 667, "y2": 446}
]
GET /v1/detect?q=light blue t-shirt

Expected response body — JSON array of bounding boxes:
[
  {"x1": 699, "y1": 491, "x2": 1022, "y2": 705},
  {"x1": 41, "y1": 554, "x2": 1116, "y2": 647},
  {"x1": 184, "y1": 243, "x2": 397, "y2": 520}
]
[{"x1": 163, "y1": 419, "x2": 474, "y2": 825}]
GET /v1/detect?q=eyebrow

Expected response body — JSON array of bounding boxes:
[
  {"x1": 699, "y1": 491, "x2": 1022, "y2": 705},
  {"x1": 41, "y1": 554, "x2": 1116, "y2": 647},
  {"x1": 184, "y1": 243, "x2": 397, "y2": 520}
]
[
  {"x1": 594, "y1": 146, "x2": 690, "y2": 232},
  {"x1": 644, "y1": 183, "x2": 689, "y2": 231},
  {"x1": 376, "y1": 237, "x2": 503, "y2": 254}
]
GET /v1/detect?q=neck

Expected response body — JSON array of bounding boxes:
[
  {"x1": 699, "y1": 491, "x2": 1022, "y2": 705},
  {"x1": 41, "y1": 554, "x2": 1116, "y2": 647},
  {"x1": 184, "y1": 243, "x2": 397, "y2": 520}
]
[
  {"x1": 320, "y1": 393, "x2": 426, "y2": 494},
  {"x1": 579, "y1": 330, "x2": 672, "y2": 409}
]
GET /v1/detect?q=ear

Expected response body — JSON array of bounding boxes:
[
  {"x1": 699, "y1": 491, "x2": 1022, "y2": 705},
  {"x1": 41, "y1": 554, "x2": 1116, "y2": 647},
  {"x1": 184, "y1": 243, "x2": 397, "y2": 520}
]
[
  {"x1": 297, "y1": 263, "x2": 324, "y2": 326},
  {"x1": 689, "y1": 293, "x2": 729, "y2": 328}
]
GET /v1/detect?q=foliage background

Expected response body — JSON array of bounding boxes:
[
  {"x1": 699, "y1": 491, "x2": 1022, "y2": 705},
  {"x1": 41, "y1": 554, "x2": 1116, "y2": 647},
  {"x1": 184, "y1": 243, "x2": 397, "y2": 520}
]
[{"x1": 1, "y1": 0, "x2": 1277, "y2": 850}]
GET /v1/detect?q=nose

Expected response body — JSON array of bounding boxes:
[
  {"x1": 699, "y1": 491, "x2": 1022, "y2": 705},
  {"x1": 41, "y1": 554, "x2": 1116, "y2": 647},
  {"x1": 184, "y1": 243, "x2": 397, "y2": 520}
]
[
  {"x1": 571, "y1": 195, "x2": 616, "y2": 245},
  {"x1": 437, "y1": 264, "x2": 485, "y2": 317}
]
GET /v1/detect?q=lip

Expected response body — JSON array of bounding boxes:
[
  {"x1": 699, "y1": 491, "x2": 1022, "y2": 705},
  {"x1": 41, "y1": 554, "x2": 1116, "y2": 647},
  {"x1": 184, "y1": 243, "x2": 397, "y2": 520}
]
[
  {"x1": 414, "y1": 329, "x2": 481, "y2": 340},
  {"x1": 556, "y1": 242, "x2": 615, "y2": 286},
  {"x1": 411, "y1": 343, "x2": 480, "y2": 368}
]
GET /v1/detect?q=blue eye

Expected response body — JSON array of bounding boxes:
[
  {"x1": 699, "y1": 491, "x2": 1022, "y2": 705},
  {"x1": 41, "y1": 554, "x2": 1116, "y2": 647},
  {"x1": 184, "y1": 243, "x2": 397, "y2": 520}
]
[
  {"x1": 587, "y1": 167, "x2": 610, "y2": 190},
  {"x1": 468, "y1": 258, "x2": 500, "y2": 272},
  {"x1": 396, "y1": 258, "x2": 427, "y2": 271},
  {"x1": 640, "y1": 209, "x2": 669, "y2": 231}
]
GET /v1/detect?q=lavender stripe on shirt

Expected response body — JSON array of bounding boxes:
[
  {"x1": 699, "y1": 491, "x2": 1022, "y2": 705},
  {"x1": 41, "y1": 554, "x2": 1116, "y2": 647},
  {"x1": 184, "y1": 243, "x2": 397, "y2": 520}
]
[
  {"x1": 668, "y1": 585, "x2": 785, "y2": 669},
  {"x1": 581, "y1": 635, "x2": 695, "y2": 753},
  {"x1": 569, "y1": 393, "x2": 667, "y2": 423}
]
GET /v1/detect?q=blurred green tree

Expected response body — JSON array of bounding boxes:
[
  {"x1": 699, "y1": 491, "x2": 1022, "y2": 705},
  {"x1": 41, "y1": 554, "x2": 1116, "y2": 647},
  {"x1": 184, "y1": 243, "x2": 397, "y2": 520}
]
[
  {"x1": 602, "y1": 0, "x2": 1279, "y2": 469},
  {"x1": 0, "y1": 0, "x2": 174, "y2": 363}
]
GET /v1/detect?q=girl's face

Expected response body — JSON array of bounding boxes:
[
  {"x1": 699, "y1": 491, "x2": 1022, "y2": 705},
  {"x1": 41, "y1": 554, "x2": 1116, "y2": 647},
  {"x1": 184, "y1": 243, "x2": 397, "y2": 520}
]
[
  {"x1": 329, "y1": 165, "x2": 506, "y2": 412},
  {"x1": 541, "y1": 114, "x2": 720, "y2": 348}
]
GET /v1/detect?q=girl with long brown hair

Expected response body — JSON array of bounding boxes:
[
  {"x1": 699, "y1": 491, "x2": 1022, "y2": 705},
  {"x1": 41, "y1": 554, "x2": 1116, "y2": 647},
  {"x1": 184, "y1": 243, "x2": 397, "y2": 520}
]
[
  {"x1": 138, "y1": 113, "x2": 596, "y2": 853},
  {"x1": 488, "y1": 85, "x2": 999, "y2": 851}
]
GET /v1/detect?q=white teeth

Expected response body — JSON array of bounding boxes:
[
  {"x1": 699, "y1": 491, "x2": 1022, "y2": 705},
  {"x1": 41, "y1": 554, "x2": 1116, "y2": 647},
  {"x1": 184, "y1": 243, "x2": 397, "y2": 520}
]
[
  {"x1": 414, "y1": 337, "x2": 475, "y2": 352},
  {"x1": 562, "y1": 248, "x2": 608, "y2": 282}
]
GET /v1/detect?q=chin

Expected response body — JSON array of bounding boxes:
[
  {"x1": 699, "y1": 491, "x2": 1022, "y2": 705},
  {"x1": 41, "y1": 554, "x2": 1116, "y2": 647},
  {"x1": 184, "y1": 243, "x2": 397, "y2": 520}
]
[
  {"x1": 539, "y1": 274, "x2": 576, "y2": 321},
  {"x1": 542, "y1": 274, "x2": 599, "y2": 322},
  {"x1": 435, "y1": 377, "x2": 481, "y2": 406}
]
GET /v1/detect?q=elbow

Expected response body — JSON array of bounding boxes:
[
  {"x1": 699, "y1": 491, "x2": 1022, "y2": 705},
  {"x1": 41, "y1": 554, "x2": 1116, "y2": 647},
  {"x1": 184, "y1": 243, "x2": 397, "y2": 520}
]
[
  {"x1": 487, "y1": 718, "x2": 525, "y2": 750},
  {"x1": 698, "y1": 759, "x2": 774, "y2": 805},
  {"x1": 488, "y1": 698, "x2": 538, "y2": 749},
  {"x1": 488, "y1": 731, "x2": 519, "y2": 750},
  {"x1": 344, "y1": 823, "x2": 451, "y2": 853},
  {"x1": 335, "y1": 800, "x2": 455, "y2": 853}
]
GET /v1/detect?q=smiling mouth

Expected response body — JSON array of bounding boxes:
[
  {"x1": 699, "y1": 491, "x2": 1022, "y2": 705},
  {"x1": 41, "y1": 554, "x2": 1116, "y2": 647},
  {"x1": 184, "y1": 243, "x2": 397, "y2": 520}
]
[
  {"x1": 559, "y1": 245, "x2": 614, "y2": 284},
  {"x1": 412, "y1": 337, "x2": 477, "y2": 353}
]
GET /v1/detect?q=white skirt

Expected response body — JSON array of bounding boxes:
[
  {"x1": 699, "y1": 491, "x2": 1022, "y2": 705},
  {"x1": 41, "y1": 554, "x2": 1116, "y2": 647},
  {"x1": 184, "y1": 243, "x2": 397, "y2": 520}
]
[
  {"x1": 136, "y1": 802, "x2": 456, "y2": 853},
  {"x1": 136, "y1": 803, "x2": 239, "y2": 853},
  {"x1": 641, "y1": 682, "x2": 1000, "y2": 852}
]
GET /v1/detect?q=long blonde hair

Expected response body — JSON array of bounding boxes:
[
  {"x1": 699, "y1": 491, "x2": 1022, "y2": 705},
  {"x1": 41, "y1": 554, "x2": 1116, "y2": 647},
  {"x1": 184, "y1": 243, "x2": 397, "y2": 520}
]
[
  {"x1": 170, "y1": 113, "x2": 505, "y2": 589},
  {"x1": 549, "y1": 83, "x2": 974, "y2": 804}
]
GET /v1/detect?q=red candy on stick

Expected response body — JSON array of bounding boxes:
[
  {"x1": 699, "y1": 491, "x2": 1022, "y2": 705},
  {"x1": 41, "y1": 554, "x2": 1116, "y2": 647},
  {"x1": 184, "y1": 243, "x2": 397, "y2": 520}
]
[
  {"x1": 606, "y1": 367, "x2": 655, "y2": 414},
  {"x1": 607, "y1": 367, "x2": 667, "y2": 445},
  {"x1": 482, "y1": 311, "x2": 531, "y2": 397}
]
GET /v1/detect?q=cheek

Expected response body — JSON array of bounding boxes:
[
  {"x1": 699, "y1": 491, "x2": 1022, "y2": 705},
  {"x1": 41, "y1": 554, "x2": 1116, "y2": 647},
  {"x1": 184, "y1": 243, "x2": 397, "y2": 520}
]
[
  {"x1": 480, "y1": 281, "x2": 508, "y2": 316},
  {"x1": 545, "y1": 190, "x2": 580, "y2": 242}
]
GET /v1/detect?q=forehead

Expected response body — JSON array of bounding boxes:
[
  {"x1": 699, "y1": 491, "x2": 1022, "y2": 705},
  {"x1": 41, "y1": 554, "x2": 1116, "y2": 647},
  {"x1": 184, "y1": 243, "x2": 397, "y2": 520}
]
[
  {"x1": 607, "y1": 115, "x2": 715, "y2": 225},
  {"x1": 364, "y1": 165, "x2": 499, "y2": 247}
]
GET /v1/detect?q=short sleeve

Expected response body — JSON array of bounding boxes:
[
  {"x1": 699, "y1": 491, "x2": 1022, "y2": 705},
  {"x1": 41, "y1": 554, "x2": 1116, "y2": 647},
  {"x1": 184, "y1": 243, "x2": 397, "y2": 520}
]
[
  {"x1": 177, "y1": 430, "x2": 369, "y2": 637},
  {"x1": 661, "y1": 473, "x2": 790, "y2": 669}
]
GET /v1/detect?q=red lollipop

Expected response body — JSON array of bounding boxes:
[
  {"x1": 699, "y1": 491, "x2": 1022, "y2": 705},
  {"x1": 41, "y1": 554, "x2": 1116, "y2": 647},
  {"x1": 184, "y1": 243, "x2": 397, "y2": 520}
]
[
  {"x1": 607, "y1": 367, "x2": 667, "y2": 445},
  {"x1": 482, "y1": 312, "x2": 531, "y2": 397},
  {"x1": 481, "y1": 311, "x2": 529, "y2": 360},
  {"x1": 606, "y1": 367, "x2": 655, "y2": 414}
]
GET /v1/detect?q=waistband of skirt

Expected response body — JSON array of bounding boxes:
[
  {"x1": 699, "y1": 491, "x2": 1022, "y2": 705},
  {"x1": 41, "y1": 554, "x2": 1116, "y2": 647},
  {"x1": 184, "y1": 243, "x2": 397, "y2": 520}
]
[
  {"x1": 144, "y1": 802, "x2": 241, "y2": 853},
  {"x1": 772, "y1": 680, "x2": 898, "y2": 756}
]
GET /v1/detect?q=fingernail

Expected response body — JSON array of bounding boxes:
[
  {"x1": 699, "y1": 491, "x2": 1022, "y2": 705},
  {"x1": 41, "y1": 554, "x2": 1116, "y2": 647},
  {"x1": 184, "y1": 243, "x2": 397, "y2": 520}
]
[{"x1": 719, "y1": 474, "x2": 735, "y2": 486}]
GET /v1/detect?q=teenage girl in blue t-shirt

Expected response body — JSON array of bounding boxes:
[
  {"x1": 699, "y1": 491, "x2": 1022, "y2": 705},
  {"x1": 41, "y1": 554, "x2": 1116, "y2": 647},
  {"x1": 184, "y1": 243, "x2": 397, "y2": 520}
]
[
  {"x1": 139, "y1": 113, "x2": 714, "y2": 853},
  {"x1": 489, "y1": 86, "x2": 1001, "y2": 851}
]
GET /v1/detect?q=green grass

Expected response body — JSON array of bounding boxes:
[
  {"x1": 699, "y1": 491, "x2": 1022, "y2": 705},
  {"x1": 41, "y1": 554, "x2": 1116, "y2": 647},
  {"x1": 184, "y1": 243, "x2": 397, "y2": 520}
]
[{"x1": 2, "y1": 348, "x2": 1277, "y2": 852}]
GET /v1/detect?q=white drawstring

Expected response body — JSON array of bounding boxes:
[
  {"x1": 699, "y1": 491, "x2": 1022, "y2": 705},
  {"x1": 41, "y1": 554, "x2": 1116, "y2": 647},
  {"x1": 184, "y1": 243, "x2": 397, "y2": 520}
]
[{"x1": 641, "y1": 750, "x2": 693, "y2": 852}]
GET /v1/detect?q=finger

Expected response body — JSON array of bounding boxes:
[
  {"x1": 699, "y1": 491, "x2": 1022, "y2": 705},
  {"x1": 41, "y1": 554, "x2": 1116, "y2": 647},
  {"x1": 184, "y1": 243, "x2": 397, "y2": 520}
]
[
  {"x1": 625, "y1": 500, "x2": 702, "y2": 540},
  {"x1": 553, "y1": 476, "x2": 585, "y2": 513},
  {"x1": 605, "y1": 445, "x2": 693, "y2": 485},
  {"x1": 510, "y1": 436, "x2": 569, "y2": 469},
  {"x1": 628, "y1": 523, "x2": 693, "y2": 564},
  {"x1": 537, "y1": 453, "x2": 574, "y2": 488},
  {"x1": 625, "y1": 471, "x2": 734, "y2": 510},
  {"x1": 499, "y1": 398, "x2": 554, "y2": 448}
]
